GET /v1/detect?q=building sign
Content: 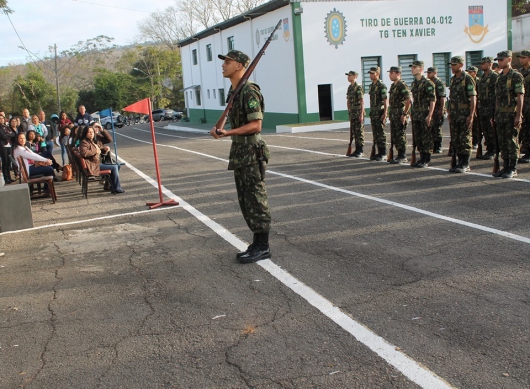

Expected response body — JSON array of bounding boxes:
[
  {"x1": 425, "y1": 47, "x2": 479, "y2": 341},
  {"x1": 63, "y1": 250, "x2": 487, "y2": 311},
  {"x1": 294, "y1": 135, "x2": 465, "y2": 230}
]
[{"x1": 465, "y1": 6, "x2": 489, "y2": 43}]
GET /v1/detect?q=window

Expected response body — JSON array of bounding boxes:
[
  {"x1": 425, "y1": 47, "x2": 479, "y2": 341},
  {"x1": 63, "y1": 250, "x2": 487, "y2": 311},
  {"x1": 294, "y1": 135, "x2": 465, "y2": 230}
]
[
  {"x1": 466, "y1": 50, "x2": 483, "y2": 76},
  {"x1": 219, "y1": 88, "x2": 226, "y2": 106},
  {"x1": 433, "y1": 52, "x2": 451, "y2": 85},
  {"x1": 192, "y1": 49, "x2": 198, "y2": 65},
  {"x1": 196, "y1": 89, "x2": 202, "y2": 106},
  {"x1": 398, "y1": 54, "x2": 417, "y2": 87},
  {"x1": 213, "y1": 89, "x2": 216, "y2": 99},
  {"x1": 361, "y1": 56, "x2": 381, "y2": 91},
  {"x1": 207, "y1": 89, "x2": 211, "y2": 99},
  {"x1": 206, "y1": 44, "x2": 212, "y2": 62},
  {"x1": 227, "y1": 36, "x2": 235, "y2": 51}
]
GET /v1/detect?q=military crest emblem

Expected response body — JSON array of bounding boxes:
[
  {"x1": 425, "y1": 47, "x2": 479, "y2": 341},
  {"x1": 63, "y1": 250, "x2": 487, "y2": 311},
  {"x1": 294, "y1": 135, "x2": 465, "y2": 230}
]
[
  {"x1": 464, "y1": 6, "x2": 489, "y2": 44},
  {"x1": 283, "y1": 18, "x2": 290, "y2": 42},
  {"x1": 324, "y1": 8, "x2": 347, "y2": 49}
]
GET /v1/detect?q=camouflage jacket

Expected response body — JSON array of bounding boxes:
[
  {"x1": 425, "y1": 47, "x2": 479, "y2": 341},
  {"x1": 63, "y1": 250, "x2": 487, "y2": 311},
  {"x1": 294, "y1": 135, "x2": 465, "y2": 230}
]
[
  {"x1": 477, "y1": 71, "x2": 498, "y2": 116},
  {"x1": 449, "y1": 72, "x2": 477, "y2": 117},
  {"x1": 347, "y1": 83, "x2": 364, "y2": 118},
  {"x1": 495, "y1": 68, "x2": 524, "y2": 112},
  {"x1": 369, "y1": 79, "x2": 388, "y2": 113},
  {"x1": 410, "y1": 76, "x2": 436, "y2": 120},
  {"x1": 431, "y1": 76, "x2": 447, "y2": 111},
  {"x1": 520, "y1": 66, "x2": 530, "y2": 111},
  {"x1": 227, "y1": 81, "x2": 270, "y2": 170},
  {"x1": 388, "y1": 79, "x2": 410, "y2": 117}
]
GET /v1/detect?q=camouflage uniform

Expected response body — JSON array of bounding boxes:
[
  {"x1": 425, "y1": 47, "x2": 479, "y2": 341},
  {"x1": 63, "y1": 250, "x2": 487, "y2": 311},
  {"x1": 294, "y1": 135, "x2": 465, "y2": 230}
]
[
  {"x1": 477, "y1": 68, "x2": 498, "y2": 158},
  {"x1": 227, "y1": 81, "x2": 271, "y2": 234},
  {"x1": 518, "y1": 58, "x2": 530, "y2": 161},
  {"x1": 448, "y1": 71, "x2": 476, "y2": 157},
  {"x1": 494, "y1": 66, "x2": 524, "y2": 176},
  {"x1": 369, "y1": 77, "x2": 388, "y2": 157},
  {"x1": 465, "y1": 70, "x2": 480, "y2": 148},
  {"x1": 430, "y1": 75, "x2": 446, "y2": 153},
  {"x1": 346, "y1": 81, "x2": 365, "y2": 153},
  {"x1": 411, "y1": 76, "x2": 436, "y2": 154},
  {"x1": 388, "y1": 77, "x2": 410, "y2": 158}
]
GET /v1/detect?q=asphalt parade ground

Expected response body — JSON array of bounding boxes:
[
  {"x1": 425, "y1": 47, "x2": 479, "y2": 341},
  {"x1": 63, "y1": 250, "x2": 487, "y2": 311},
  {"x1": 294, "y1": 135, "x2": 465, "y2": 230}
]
[{"x1": 1, "y1": 121, "x2": 529, "y2": 389}]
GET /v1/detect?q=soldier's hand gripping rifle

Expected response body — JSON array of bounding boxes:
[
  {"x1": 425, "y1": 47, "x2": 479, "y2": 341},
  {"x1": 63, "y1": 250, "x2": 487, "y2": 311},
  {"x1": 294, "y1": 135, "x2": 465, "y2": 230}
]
[{"x1": 214, "y1": 20, "x2": 282, "y2": 136}]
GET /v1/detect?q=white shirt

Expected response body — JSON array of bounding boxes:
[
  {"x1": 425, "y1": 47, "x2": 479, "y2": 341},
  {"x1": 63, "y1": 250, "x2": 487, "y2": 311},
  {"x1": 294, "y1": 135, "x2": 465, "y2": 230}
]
[{"x1": 13, "y1": 145, "x2": 49, "y2": 174}]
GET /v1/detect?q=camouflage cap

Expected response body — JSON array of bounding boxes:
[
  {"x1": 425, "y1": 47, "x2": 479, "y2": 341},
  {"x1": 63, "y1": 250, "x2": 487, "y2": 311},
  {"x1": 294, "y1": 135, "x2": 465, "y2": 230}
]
[
  {"x1": 448, "y1": 56, "x2": 465, "y2": 65},
  {"x1": 368, "y1": 66, "x2": 380, "y2": 74},
  {"x1": 517, "y1": 50, "x2": 530, "y2": 58},
  {"x1": 494, "y1": 50, "x2": 512, "y2": 60},
  {"x1": 218, "y1": 50, "x2": 250, "y2": 67},
  {"x1": 409, "y1": 60, "x2": 425, "y2": 67},
  {"x1": 466, "y1": 66, "x2": 479, "y2": 73},
  {"x1": 492, "y1": 62, "x2": 500, "y2": 69},
  {"x1": 345, "y1": 71, "x2": 358, "y2": 76},
  {"x1": 426, "y1": 66, "x2": 438, "y2": 73},
  {"x1": 387, "y1": 66, "x2": 402, "y2": 73},
  {"x1": 481, "y1": 56, "x2": 494, "y2": 63}
]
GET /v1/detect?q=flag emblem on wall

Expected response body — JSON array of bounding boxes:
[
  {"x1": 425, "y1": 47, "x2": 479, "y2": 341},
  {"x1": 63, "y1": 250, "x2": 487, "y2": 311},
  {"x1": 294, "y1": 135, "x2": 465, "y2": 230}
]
[
  {"x1": 324, "y1": 8, "x2": 347, "y2": 49},
  {"x1": 464, "y1": 6, "x2": 489, "y2": 44},
  {"x1": 283, "y1": 18, "x2": 290, "y2": 42}
]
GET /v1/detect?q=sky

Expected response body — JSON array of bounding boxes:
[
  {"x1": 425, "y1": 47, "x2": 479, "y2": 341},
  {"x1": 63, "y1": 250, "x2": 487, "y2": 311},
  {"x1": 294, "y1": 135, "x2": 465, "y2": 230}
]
[{"x1": 0, "y1": 0, "x2": 176, "y2": 67}]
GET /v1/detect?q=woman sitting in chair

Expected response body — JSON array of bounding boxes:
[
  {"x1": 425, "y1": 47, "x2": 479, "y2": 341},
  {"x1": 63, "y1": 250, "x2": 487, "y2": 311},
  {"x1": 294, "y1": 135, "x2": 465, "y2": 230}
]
[
  {"x1": 13, "y1": 132, "x2": 55, "y2": 185},
  {"x1": 78, "y1": 126, "x2": 124, "y2": 194}
]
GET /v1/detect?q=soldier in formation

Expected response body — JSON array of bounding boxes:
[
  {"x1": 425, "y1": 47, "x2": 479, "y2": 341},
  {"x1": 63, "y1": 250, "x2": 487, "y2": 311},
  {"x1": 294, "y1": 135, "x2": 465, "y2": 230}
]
[
  {"x1": 409, "y1": 60, "x2": 436, "y2": 168},
  {"x1": 426, "y1": 67, "x2": 446, "y2": 154},
  {"x1": 387, "y1": 66, "x2": 411, "y2": 164},
  {"x1": 466, "y1": 66, "x2": 481, "y2": 150},
  {"x1": 477, "y1": 57, "x2": 498, "y2": 160},
  {"x1": 517, "y1": 50, "x2": 530, "y2": 163},
  {"x1": 346, "y1": 71, "x2": 365, "y2": 158},
  {"x1": 368, "y1": 67, "x2": 388, "y2": 161},
  {"x1": 492, "y1": 50, "x2": 525, "y2": 178}
]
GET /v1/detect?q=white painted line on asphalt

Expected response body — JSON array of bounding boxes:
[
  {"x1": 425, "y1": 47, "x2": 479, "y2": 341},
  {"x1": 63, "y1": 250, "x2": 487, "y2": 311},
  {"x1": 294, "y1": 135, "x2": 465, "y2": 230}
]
[
  {"x1": 116, "y1": 131, "x2": 530, "y2": 245},
  {"x1": 116, "y1": 153, "x2": 454, "y2": 389},
  {"x1": 0, "y1": 207, "x2": 173, "y2": 235}
]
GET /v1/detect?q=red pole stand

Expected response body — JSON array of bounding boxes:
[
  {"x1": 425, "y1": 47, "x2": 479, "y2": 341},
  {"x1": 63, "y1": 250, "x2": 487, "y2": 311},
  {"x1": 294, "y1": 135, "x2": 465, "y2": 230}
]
[{"x1": 145, "y1": 99, "x2": 179, "y2": 209}]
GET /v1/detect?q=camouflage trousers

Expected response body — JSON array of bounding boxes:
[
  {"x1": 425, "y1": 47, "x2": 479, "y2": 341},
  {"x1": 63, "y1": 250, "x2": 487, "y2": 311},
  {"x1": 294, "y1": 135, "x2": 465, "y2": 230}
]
[
  {"x1": 471, "y1": 115, "x2": 481, "y2": 146},
  {"x1": 370, "y1": 111, "x2": 386, "y2": 148},
  {"x1": 430, "y1": 112, "x2": 444, "y2": 143},
  {"x1": 479, "y1": 114, "x2": 495, "y2": 150},
  {"x1": 518, "y1": 107, "x2": 530, "y2": 149},
  {"x1": 349, "y1": 115, "x2": 365, "y2": 147},
  {"x1": 450, "y1": 117, "x2": 472, "y2": 155},
  {"x1": 496, "y1": 113, "x2": 520, "y2": 160},
  {"x1": 389, "y1": 114, "x2": 407, "y2": 152},
  {"x1": 234, "y1": 163, "x2": 271, "y2": 234},
  {"x1": 412, "y1": 117, "x2": 433, "y2": 153}
]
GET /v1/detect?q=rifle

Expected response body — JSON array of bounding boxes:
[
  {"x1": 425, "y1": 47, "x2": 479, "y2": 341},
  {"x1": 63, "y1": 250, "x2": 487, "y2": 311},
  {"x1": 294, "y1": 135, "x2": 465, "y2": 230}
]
[
  {"x1": 492, "y1": 117, "x2": 500, "y2": 173},
  {"x1": 215, "y1": 20, "x2": 281, "y2": 135},
  {"x1": 388, "y1": 130, "x2": 394, "y2": 161},
  {"x1": 410, "y1": 122, "x2": 416, "y2": 166},
  {"x1": 370, "y1": 143, "x2": 376, "y2": 159},
  {"x1": 475, "y1": 107, "x2": 483, "y2": 159},
  {"x1": 346, "y1": 119, "x2": 353, "y2": 156}
]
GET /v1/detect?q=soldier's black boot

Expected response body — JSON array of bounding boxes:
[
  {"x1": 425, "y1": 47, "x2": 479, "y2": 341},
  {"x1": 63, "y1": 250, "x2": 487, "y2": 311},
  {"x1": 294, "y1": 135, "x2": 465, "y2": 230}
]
[
  {"x1": 482, "y1": 145, "x2": 495, "y2": 160},
  {"x1": 416, "y1": 152, "x2": 431, "y2": 168},
  {"x1": 493, "y1": 159, "x2": 509, "y2": 177},
  {"x1": 352, "y1": 145, "x2": 364, "y2": 158},
  {"x1": 502, "y1": 159, "x2": 518, "y2": 178},
  {"x1": 236, "y1": 234, "x2": 257, "y2": 259},
  {"x1": 392, "y1": 149, "x2": 407, "y2": 164},
  {"x1": 239, "y1": 232, "x2": 271, "y2": 263},
  {"x1": 455, "y1": 154, "x2": 471, "y2": 173},
  {"x1": 449, "y1": 154, "x2": 462, "y2": 172},
  {"x1": 433, "y1": 140, "x2": 443, "y2": 154},
  {"x1": 413, "y1": 152, "x2": 425, "y2": 167},
  {"x1": 375, "y1": 147, "x2": 387, "y2": 161}
]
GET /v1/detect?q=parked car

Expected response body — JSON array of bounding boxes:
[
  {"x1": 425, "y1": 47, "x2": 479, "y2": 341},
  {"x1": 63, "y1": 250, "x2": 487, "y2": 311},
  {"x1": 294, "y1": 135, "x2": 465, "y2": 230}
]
[
  {"x1": 152, "y1": 108, "x2": 175, "y2": 121},
  {"x1": 97, "y1": 111, "x2": 125, "y2": 129}
]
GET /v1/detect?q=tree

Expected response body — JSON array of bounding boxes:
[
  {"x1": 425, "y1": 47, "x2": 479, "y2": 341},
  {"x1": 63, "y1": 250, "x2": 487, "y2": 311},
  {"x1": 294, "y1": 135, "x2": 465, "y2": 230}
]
[
  {"x1": 0, "y1": 0, "x2": 12, "y2": 15},
  {"x1": 93, "y1": 70, "x2": 137, "y2": 111},
  {"x1": 13, "y1": 69, "x2": 56, "y2": 113},
  {"x1": 513, "y1": 0, "x2": 530, "y2": 16}
]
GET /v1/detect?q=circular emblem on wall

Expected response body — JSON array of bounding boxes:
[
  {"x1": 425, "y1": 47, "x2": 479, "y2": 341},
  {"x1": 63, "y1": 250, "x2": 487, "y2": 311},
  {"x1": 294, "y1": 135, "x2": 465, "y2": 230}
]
[
  {"x1": 324, "y1": 8, "x2": 347, "y2": 49},
  {"x1": 256, "y1": 29, "x2": 260, "y2": 47}
]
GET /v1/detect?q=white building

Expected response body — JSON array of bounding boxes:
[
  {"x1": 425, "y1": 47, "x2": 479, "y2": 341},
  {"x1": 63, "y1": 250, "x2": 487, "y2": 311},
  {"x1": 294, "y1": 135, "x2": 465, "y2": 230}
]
[{"x1": 179, "y1": 0, "x2": 511, "y2": 130}]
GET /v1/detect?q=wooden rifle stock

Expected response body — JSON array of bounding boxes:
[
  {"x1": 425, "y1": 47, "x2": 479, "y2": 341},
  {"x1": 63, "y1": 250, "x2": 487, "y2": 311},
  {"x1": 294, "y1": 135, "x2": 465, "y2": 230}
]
[
  {"x1": 475, "y1": 107, "x2": 483, "y2": 159},
  {"x1": 410, "y1": 125, "x2": 416, "y2": 166},
  {"x1": 346, "y1": 120, "x2": 353, "y2": 156},
  {"x1": 388, "y1": 134, "x2": 394, "y2": 161},
  {"x1": 370, "y1": 144, "x2": 376, "y2": 159},
  {"x1": 215, "y1": 19, "x2": 282, "y2": 134}
]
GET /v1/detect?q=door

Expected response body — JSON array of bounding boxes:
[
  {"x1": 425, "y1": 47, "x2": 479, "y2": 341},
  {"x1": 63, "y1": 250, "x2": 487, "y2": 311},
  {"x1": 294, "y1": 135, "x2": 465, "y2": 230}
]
[{"x1": 318, "y1": 84, "x2": 333, "y2": 121}]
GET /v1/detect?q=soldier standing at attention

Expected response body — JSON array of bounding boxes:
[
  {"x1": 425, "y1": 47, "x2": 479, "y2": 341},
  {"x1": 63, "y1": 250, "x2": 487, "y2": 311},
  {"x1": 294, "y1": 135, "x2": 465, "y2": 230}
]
[
  {"x1": 492, "y1": 62, "x2": 501, "y2": 74},
  {"x1": 492, "y1": 50, "x2": 525, "y2": 178},
  {"x1": 368, "y1": 66, "x2": 388, "y2": 161},
  {"x1": 210, "y1": 50, "x2": 272, "y2": 263},
  {"x1": 410, "y1": 60, "x2": 436, "y2": 168},
  {"x1": 387, "y1": 66, "x2": 411, "y2": 164},
  {"x1": 477, "y1": 57, "x2": 498, "y2": 160},
  {"x1": 517, "y1": 50, "x2": 530, "y2": 163},
  {"x1": 426, "y1": 67, "x2": 447, "y2": 153},
  {"x1": 346, "y1": 71, "x2": 365, "y2": 157},
  {"x1": 466, "y1": 66, "x2": 481, "y2": 150},
  {"x1": 448, "y1": 56, "x2": 477, "y2": 173}
]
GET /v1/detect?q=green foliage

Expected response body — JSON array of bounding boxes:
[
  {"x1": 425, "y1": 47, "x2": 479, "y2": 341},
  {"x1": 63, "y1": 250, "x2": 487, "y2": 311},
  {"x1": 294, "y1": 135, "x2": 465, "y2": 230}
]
[
  {"x1": 513, "y1": 0, "x2": 530, "y2": 16},
  {"x1": 1, "y1": 0, "x2": 12, "y2": 15},
  {"x1": 13, "y1": 70, "x2": 56, "y2": 113},
  {"x1": 93, "y1": 69, "x2": 138, "y2": 111}
]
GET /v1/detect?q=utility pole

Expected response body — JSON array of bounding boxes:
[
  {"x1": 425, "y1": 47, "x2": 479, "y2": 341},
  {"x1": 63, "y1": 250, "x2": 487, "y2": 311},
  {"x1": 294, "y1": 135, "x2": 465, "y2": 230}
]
[{"x1": 54, "y1": 44, "x2": 61, "y2": 112}]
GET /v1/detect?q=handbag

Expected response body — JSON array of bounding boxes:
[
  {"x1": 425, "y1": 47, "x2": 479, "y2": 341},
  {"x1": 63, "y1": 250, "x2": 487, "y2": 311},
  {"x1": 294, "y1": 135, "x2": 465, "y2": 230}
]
[
  {"x1": 61, "y1": 164, "x2": 74, "y2": 181},
  {"x1": 33, "y1": 161, "x2": 47, "y2": 167}
]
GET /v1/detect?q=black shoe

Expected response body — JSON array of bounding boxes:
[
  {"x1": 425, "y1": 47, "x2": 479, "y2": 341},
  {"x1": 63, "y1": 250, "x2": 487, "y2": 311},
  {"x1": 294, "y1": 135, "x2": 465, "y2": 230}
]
[
  {"x1": 493, "y1": 159, "x2": 509, "y2": 177},
  {"x1": 115, "y1": 189, "x2": 125, "y2": 193},
  {"x1": 455, "y1": 154, "x2": 471, "y2": 173},
  {"x1": 239, "y1": 244, "x2": 271, "y2": 263},
  {"x1": 482, "y1": 151, "x2": 495, "y2": 160},
  {"x1": 501, "y1": 160, "x2": 518, "y2": 178},
  {"x1": 416, "y1": 152, "x2": 431, "y2": 168},
  {"x1": 236, "y1": 238, "x2": 255, "y2": 259}
]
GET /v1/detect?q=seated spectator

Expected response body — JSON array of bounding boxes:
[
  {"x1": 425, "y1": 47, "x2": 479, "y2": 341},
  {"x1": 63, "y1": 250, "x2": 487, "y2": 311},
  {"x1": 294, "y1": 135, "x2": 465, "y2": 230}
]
[
  {"x1": 13, "y1": 132, "x2": 55, "y2": 190},
  {"x1": 29, "y1": 115, "x2": 48, "y2": 142},
  {"x1": 78, "y1": 126, "x2": 124, "y2": 194},
  {"x1": 25, "y1": 129, "x2": 38, "y2": 152},
  {"x1": 92, "y1": 122, "x2": 113, "y2": 163},
  {"x1": 0, "y1": 115, "x2": 18, "y2": 184}
]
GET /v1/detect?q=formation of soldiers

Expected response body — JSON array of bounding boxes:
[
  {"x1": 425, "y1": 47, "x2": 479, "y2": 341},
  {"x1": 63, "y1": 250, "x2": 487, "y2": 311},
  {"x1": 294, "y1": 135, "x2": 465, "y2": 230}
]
[{"x1": 346, "y1": 49, "x2": 530, "y2": 178}]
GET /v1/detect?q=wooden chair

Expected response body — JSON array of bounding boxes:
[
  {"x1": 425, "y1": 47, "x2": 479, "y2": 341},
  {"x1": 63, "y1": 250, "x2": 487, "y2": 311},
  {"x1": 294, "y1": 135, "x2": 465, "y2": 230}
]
[
  {"x1": 73, "y1": 151, "x2": 113, "y2": 198},
  {"x1": 66, "y1": 145, "x2": 80, "y2": 184},
  {"x1": 16, "y1": 156, "x2": 57, "y2": 204}
]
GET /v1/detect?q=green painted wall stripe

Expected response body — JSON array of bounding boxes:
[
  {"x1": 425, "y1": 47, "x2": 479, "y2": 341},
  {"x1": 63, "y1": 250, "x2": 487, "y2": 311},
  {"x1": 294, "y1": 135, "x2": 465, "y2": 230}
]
[
  {"x1": 291, "y1": 2, "x2": 309, "y2": 123},
  {"x1": 507, "y1": 0, "x2": 512, "y2": 50}
]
